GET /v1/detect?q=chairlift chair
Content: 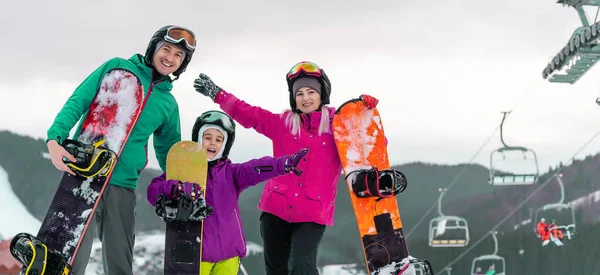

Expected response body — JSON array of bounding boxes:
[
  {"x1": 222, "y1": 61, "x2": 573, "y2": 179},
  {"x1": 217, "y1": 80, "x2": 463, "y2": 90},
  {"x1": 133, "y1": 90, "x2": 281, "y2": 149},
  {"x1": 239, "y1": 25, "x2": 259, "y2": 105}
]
[
  {"x1": 428, "y1": 188, "x2": 470, "y2": 247},
  {"x1": 489, "y1": 111, "x2": 539, "y2": 186},
  {"x1": 533, "y1": 174, "x2": 576, "y2": 240},
  {"x1": 470, "y1": 232, "x2": 506, "y2": 275}
]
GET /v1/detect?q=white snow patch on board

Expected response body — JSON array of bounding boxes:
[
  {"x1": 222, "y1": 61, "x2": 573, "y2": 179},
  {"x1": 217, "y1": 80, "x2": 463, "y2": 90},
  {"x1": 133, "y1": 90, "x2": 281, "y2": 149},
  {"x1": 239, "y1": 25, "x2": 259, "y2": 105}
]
[
  {"x1": 72, "y1": 177, "x2": 99, "y2": 205},
  {"x1": 79, "y1": 70, "x2": 142, "y2": 152}
]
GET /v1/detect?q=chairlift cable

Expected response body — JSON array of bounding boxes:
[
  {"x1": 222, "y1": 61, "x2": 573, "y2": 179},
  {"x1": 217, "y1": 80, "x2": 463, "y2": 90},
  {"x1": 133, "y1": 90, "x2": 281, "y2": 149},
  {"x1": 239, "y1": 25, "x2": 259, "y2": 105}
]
[
  {"x1": 405, "y1": 127, "x2": 497, "y2": 238},
  {"x1": 405, "y1": 75, "x2": 540, "y2": 239},
  {"x1": 440, "y1": 124, "x2": 600, "y2": 271}
]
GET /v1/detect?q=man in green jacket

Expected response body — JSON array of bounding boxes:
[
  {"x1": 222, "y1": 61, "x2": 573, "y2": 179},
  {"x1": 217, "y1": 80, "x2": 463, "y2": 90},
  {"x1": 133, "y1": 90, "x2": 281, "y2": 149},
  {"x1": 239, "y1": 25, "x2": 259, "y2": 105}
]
[{"x1": 45, "y1": 25, "x2": 196, "y2": 275}]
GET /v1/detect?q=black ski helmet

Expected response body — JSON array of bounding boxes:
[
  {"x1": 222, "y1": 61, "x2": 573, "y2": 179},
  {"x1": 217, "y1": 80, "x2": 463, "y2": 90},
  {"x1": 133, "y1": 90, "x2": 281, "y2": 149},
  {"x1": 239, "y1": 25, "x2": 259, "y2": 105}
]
[
  {"x1": 144, "y1": 25, "x2": 196, "y2": 78},
  {"x1": 286, "y1": 61, "x2": 332, "y2": 112},
  {"x1": 192, "y1": 110, "x2": 236, "y2": 163}
]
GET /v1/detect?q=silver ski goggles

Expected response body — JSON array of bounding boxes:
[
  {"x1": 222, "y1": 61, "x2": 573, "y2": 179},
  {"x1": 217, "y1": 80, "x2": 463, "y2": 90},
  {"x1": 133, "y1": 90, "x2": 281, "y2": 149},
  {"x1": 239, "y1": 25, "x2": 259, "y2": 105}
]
[
  {"x1": 164, "y1": 26, "x2": 196, "y2": 51},
  {"x1": 199, "y1": 111, "x2": 235, "y2": 133}
]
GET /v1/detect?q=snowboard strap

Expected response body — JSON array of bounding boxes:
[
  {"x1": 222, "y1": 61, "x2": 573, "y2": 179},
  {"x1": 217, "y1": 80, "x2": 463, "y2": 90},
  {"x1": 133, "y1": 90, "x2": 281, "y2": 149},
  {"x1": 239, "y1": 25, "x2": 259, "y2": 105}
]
[
  {"x1": 10, "y1": 233, "x2": 73, "y2": 275},
  {"x1": 24, "y1": 240, "x2": 47, "y2": 275},
  {"x1": 155, "y1": 194, "x2": 213, "y2": 224},
  {"x1": 346, "y1": 167, "x2": 408, "y2": 198},
  {"x1": 10, "y1": 233, "x2": 48, "y2": 275},
  {"x1": 62, "y1": 137, "x2": 117, "y2": 178}
]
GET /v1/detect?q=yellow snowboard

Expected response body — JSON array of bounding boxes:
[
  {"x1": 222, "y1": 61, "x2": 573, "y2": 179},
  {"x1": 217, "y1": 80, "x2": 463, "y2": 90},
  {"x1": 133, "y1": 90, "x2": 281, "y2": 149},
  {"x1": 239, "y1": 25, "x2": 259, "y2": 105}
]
[{"x1": 164, "y1": 140, "x2": 208, "y2": 274}]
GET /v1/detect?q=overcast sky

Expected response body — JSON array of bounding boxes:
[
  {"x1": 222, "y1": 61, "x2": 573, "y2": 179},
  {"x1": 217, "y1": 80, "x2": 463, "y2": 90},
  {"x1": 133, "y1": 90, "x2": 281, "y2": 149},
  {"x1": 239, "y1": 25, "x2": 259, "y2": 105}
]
[{"x1": 3, "y1": 0, "x2": 600, "y2": 177}]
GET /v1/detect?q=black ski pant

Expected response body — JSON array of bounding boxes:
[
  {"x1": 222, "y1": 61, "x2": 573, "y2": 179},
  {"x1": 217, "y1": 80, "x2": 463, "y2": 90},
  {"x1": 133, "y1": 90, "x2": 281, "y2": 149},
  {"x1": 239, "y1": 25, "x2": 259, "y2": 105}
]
[{"x1": 260, "y1": 211, "x2": 326, "y2": 275}]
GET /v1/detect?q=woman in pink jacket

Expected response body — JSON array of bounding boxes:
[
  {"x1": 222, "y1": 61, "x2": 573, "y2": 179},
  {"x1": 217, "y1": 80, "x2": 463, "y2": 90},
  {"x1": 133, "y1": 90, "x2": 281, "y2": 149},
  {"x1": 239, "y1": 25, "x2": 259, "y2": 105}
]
[{"x1": 193, "y1": 61, "x2": 379, "y2": 275}]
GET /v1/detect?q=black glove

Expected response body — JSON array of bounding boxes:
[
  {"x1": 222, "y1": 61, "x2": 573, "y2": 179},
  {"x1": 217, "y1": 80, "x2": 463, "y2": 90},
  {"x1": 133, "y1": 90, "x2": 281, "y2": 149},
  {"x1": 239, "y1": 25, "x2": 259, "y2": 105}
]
[
  {"x1": 285, "y1": 147, "x2": 309, "y2": 176},
  {"x1": 189, "y1": 199, "x2": 214, "y2": 222},
  {"x1": 193, "y1": 73, "x2": 222, "y2": 102},
  {"x1": 155, "y1": 192, "x2": 213, "y2": 224}
]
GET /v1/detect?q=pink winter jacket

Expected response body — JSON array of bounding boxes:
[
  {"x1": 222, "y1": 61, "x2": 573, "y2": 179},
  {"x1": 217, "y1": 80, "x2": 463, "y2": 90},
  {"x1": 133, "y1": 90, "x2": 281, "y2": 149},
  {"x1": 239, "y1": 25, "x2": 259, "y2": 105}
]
[{"x1": 216, "y1": 90, "x2": 342, "y2": 226}]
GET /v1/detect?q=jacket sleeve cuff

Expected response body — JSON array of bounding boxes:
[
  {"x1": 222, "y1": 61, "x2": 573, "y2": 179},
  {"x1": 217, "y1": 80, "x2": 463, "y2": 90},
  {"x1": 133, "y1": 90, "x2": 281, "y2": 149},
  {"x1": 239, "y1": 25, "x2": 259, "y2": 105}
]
[
  {"x1": 46, "y1": 132, "x2": 65, "y2": 144},
  {"x1": 276, "y1": 155, "x2": 289, "y2": 175},
  {"x1": 214, "y1": 89, "x2": 228, "y2": 104}
]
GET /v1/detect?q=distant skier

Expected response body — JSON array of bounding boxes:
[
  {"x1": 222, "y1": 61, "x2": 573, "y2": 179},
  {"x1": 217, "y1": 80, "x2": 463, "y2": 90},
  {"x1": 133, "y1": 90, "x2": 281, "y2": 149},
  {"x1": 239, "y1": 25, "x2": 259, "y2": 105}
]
[
  {"x1": 473, "y1": 266, "x2": 483, "y2": 274},
  {"x1": 536, "y1": 218, "x2": 550, "y2": 246},
  {"x1": 485, "y1": 264, "x2": 496, "y2": 275},
  {"x1": 548, "y1": 220, "x2": 564, "y2": 246}
]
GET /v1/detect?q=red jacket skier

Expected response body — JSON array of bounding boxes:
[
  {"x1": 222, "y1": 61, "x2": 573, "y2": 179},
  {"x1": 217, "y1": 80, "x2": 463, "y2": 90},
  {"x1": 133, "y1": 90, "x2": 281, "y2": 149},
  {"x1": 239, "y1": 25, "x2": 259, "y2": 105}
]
[{"x1": 537, "y1": 218, "x2": 549, "y2": 241}]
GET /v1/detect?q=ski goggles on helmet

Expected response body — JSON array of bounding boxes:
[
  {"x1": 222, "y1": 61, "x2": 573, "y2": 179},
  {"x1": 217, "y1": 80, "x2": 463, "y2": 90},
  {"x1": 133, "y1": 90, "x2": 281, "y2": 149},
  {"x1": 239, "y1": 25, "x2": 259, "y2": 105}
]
[
  {"x1": 287, "y1": 61, "x2": 323, "y2": 80},
  {"x1": 198, "y1": 111, "x2": 235, "y2": 133},
  {"x1": 164, "y1": 26, "x2": 196, "y2": 51},
  {"x1": 346, "y1": 167, "x2": 408, "y2": 198}
]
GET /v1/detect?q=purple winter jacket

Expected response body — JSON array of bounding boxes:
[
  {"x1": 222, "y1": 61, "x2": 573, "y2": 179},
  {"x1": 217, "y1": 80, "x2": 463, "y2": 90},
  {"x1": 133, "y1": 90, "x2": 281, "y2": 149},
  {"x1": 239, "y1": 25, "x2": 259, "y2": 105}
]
[{"x1": 147, "y1": 155, "x2": 289, "y2": 263}]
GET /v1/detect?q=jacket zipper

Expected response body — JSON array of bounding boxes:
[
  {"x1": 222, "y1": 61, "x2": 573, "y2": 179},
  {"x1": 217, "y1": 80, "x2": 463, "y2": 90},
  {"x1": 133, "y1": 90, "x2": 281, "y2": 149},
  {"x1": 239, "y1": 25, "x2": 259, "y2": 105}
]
[
  {"x1": 254, "y1": 166, "x2": 274, "y2": 173},
  {"x1": 234, "y1": 209, "x2": 245, "y2": 248},
  {"x1": 138, "y1": 76, "x2": 163, "y2": 172}
]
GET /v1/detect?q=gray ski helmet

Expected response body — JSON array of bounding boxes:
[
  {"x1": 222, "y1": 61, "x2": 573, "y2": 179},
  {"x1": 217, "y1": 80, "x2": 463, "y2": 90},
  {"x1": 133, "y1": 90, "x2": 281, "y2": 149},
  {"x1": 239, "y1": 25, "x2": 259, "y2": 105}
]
[
  {"x1": 192, "y1": 110, "x2": 236, "y2": 162},
  {"x1": 285, "y1": 61, "x2": 331, "y2": 112},
  {"x1": 144, "y1": 25, "x2": 196, "y2": 78}
]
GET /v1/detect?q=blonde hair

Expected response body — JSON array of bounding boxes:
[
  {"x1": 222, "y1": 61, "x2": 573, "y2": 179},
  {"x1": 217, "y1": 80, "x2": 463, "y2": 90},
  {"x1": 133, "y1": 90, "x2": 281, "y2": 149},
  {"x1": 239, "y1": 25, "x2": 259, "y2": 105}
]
[{"x1": 281, "y1": 106, "x2": 331, "y2": 137}]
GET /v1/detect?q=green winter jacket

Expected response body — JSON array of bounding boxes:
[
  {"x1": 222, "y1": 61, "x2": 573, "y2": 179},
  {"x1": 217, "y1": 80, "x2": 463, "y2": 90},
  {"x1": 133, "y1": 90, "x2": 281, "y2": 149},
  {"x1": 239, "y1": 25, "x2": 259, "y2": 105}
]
[{"x1": 46, "y1": 54, "x2": 181, "y2": 190}]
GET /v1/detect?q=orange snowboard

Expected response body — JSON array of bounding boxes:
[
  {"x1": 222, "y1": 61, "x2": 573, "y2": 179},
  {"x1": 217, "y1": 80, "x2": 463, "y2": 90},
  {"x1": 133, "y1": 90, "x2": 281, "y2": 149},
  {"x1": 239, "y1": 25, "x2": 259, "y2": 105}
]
[{"x1": 333, "y1": 98, "x2": 412, "y2": 275}]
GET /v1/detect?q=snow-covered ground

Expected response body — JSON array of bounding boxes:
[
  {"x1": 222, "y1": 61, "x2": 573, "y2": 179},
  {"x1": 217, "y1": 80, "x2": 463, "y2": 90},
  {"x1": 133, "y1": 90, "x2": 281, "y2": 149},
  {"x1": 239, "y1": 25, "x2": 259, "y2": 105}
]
[
  {"x1": 84, "y1": 231, "x2": 363, "y2": 275},
  {"x1": 0, "y1": 165, "x2": 42, "y2": 239},
  {"x1": 84, "y1": 231, "x2": 269, "y2": 275},
  {"x1": 0, "y1": 163, "x2": 361, "y2": 274}
]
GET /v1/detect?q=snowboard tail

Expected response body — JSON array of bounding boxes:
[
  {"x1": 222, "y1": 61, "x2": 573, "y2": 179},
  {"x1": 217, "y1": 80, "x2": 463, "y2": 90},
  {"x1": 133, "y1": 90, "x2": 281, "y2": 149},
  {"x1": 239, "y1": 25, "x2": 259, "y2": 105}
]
[
  {"x1": 10, "y1": 233, "x2": 70, "y2": 275},
  {"x1": 10, "y1": 69, "x2": 145, "y2": 274},
  {"x1": 163, "y1": 141, "x2": 208, "y2": 275},
  {"x1": 164, "y1": 223, "x2": 203, "y2": 274},
  {"x1": 333, "y1": 98, "x2": 433, "y2": 275}
]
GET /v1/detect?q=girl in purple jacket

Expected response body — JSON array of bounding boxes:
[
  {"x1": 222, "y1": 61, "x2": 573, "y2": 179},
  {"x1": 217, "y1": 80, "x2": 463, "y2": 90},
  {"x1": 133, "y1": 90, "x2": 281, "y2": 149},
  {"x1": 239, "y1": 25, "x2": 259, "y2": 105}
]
[
  {"x1": 193, "y1": 61, "x2": 380, "y2": 275},
  {"x1": 147, "y1": 110, "x2": 308, "y2": 275}
]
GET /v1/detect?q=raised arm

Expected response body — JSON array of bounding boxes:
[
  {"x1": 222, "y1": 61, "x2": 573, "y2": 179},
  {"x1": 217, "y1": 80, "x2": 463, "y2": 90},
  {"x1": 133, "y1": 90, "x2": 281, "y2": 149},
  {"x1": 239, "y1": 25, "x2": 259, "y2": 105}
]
[
  {"x1": 231, "y1": 147, "x2": 309, "y2": 192},
  {"x1": 194, "y1": 73, "x2": 282, "y2": 139}
]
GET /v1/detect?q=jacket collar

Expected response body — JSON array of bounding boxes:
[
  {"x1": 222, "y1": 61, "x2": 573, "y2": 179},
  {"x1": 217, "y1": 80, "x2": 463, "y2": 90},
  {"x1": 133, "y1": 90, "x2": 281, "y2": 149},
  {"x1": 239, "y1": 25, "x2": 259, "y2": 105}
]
[
  {"x1": 300, "y1": 110, "x2": 324, "y2": 134},
  {"x1": 128, "y1": 54, "x2": 173, "y2": 88}
]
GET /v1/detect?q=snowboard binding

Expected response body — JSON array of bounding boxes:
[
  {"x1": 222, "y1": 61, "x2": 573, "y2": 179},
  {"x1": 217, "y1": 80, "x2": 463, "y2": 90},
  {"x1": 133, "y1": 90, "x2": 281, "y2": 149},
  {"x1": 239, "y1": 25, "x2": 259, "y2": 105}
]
[
  {"x1": 9, "y1": 233, "x2": 71, "y2": 275},
  {"x1": 370, "y1": 257, "x2": 434, "y2": 275},
  {"x1": 62, "y1": 137, "x2": 117, "y2": 179},
  {"x1": 155, "y1": 193, "x2": 213, "y2": 224},
  {"x1": 362, "y1": 213, "x2": 434, "y2": 275},
  {"x1": 409, "y1": 258, "x2": 434, "y2": 275},
  {"x1": 346, "y1": 167, "x2": 407, "y2": 199}
]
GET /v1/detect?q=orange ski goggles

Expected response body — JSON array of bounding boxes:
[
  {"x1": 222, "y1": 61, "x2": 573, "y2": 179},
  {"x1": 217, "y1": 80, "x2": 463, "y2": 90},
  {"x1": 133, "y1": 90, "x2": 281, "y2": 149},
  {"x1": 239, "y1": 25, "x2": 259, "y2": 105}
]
[
  {"x1": 287, "y1": 61, "x2": 323, "y2": 79},
  {"x1": 164, "y1": 26, "x2": 196, "y2": 51}
]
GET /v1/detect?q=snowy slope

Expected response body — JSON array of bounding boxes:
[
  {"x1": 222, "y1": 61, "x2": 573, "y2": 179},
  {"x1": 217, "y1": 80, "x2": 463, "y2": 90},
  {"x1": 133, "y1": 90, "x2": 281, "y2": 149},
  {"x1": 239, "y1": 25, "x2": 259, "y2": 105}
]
[
  {"x1": 84, "y1": 231, "x2": 270, "y2": 275},
  {"x1": 83, "y1": 232, "x2": 361, "y2": 275},
  {"x1": 0, "y1": 165, "x2": 42, "y2": 240}
]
